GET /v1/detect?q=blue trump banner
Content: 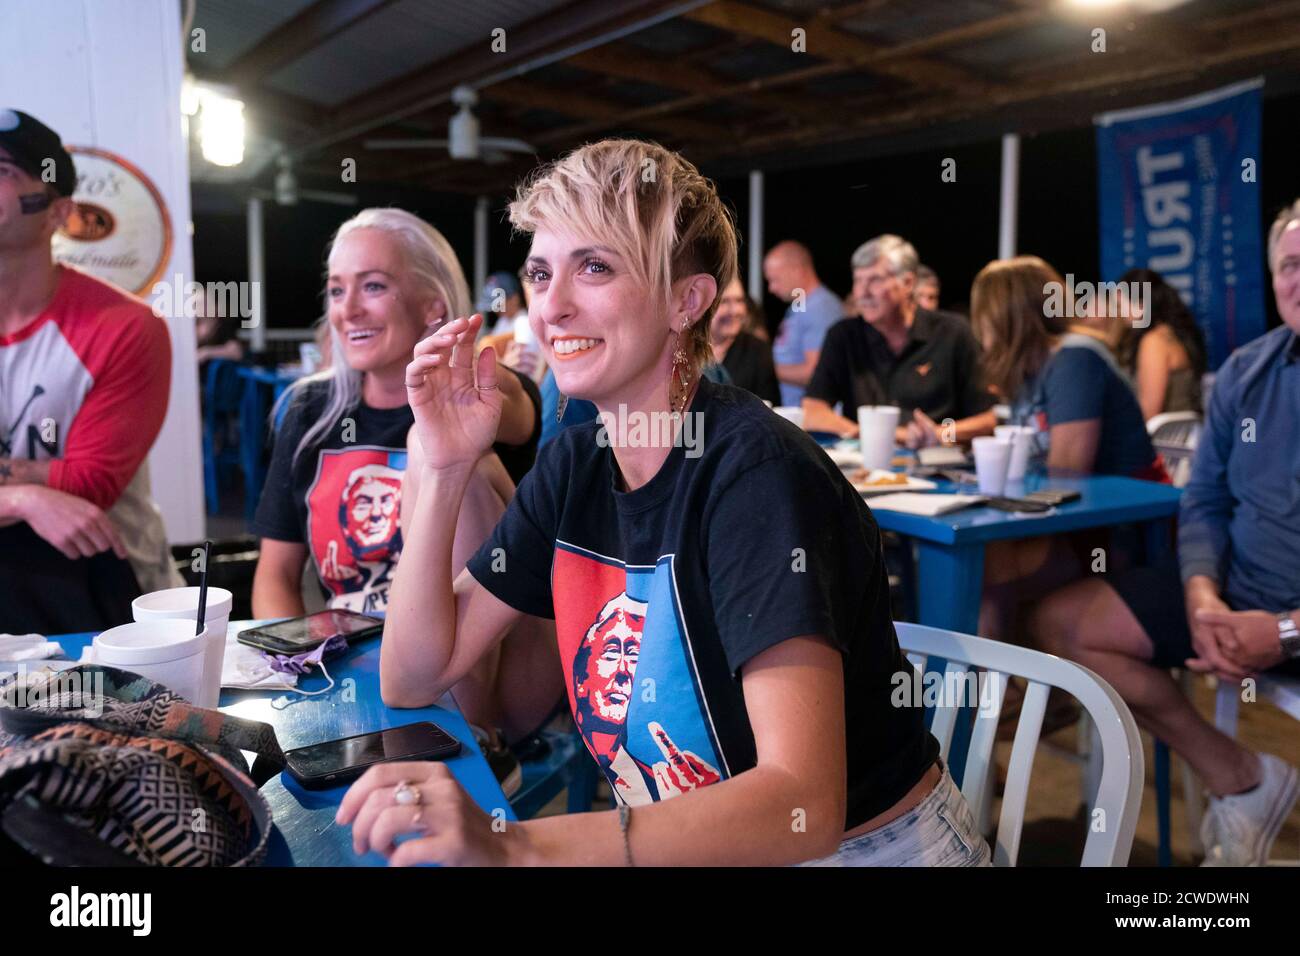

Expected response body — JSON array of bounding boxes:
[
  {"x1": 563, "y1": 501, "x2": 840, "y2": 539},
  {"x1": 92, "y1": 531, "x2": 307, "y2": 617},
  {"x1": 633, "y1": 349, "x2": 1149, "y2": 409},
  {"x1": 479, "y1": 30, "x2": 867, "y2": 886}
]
[{"x1": 1096, "y1": 79, "x2": 1265, "y2": 370}]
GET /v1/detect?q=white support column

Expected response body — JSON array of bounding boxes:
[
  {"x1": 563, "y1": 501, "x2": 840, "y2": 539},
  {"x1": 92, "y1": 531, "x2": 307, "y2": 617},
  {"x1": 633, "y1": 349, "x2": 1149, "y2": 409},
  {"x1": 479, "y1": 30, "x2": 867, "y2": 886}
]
[
  {"x1": 998, "y1": 133, "x2": 1020, "y2": 260},
  {"x1": 748, "y1": 170, "x2": 764, "y2": 299},
  {"x1": 473, "y1": 195, "x2": 489, "y2": 297},
  {"x1": 247, "y1": 196, "x2": 267, "y2": 353}
]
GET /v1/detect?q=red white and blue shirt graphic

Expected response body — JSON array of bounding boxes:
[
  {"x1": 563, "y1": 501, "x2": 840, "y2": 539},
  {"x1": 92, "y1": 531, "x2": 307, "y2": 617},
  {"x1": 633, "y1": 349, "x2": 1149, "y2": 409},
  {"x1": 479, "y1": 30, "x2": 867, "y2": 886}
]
[
  {"x1": 554, "y1": 542, "x2": 727, "y2": 806},
  {"x1": 304, "y1": 446, "x2": 407, "y2": 615}
]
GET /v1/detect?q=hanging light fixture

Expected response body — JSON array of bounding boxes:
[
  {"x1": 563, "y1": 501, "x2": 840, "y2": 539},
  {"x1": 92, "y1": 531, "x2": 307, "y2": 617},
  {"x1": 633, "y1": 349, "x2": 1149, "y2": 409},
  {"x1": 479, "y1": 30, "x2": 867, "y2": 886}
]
[{"x1": 195, "y1": 85, "x2": 246, "y2": 167}]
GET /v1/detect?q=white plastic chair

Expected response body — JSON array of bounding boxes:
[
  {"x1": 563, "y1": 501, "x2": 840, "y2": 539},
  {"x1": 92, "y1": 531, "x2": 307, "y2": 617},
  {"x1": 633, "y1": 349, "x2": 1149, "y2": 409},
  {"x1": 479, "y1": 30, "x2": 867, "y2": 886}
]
[
  {"x1": 1212, "y1": 674, "x2": 1300, "y2": 866},
  {"x1": 895, "y1": 622, "x2": 1144, "y2": 866},
  {"x1": 1146, "y1": 411, "x2": 1202, "y2": 487}
]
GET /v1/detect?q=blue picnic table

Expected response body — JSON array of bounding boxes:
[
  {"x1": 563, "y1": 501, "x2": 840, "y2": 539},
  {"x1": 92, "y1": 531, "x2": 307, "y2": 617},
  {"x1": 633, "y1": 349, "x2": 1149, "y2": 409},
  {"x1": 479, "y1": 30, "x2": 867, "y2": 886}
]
[
  {"x1": 869, "y1": 473, "x2": 1183, "y2": 633},
  {"x1": 53, "y1": 625, "x2": 514, "y2": 867}
]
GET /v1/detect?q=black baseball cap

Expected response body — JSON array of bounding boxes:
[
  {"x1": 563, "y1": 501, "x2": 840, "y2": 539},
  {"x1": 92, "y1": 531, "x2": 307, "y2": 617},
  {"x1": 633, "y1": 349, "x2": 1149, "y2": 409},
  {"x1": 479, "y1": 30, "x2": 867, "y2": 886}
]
[{"x1": 0, "y1": 109, "x2": 77, "y2": 197}]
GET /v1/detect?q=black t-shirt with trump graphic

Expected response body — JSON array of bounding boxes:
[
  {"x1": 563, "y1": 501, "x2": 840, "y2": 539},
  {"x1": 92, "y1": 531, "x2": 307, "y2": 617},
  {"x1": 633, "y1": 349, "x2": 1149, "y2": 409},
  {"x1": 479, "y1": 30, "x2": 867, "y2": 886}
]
[
  {"x1": 253, "y1": 376, "x2": 539, "y2": 616},
  {"x1": 466, "y1": 379, "x2": 938, "y2": 828}
]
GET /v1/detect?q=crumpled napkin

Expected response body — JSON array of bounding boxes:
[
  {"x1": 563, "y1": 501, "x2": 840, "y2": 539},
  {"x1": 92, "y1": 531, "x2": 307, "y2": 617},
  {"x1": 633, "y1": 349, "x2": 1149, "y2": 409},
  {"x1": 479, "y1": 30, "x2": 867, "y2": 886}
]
[
  {"x1": 0, "y1": 633, "x2": 64, "y2": 662},
  {"x1": 222, "y1": 633, "x2": 297, "y2": 690}
]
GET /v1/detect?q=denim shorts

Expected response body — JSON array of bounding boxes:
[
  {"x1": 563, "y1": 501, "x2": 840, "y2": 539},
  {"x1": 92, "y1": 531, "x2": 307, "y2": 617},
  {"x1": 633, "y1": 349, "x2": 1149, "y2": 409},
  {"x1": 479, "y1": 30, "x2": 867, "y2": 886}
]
[{"x1": 803, "y1": 764, "x2": 992, "y2": 867}]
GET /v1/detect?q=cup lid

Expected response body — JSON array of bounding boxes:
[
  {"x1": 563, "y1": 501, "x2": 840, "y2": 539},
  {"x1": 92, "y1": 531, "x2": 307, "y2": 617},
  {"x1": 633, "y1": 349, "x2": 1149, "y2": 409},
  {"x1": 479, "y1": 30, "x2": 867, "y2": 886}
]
[
  {"x1": 95, "y1": 620, "x2": 207, "y2": 665},
  {"x1": 132, "y1": 586, "x2": 233, "y2": 621}
]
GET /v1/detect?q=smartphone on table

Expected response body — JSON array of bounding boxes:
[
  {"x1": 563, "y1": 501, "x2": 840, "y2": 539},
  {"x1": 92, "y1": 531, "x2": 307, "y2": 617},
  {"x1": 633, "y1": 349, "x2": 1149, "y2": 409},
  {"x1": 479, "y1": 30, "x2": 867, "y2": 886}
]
[
  {"x1": 1024, "y1": 488, "x2": 1082, "y2": 506},
  {"x1": 237, "y1": 609, "x2": 382, "y2": 655},
  {"x1": 284, "y1": 722, "x2": 462, "y2": 789}
]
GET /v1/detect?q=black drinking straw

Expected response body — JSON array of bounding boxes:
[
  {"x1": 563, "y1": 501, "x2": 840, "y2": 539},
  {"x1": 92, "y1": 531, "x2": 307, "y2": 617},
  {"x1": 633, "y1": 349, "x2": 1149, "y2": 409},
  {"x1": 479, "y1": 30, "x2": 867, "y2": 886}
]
[{"x1": 195, "y1": 539, "x2": 212, "y2": 636}]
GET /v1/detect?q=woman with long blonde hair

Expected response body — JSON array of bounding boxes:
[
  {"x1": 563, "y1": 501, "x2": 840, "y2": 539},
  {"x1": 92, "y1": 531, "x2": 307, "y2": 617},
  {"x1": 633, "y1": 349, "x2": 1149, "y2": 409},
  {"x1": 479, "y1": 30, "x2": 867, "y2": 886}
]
[{"x1": 251, "y1": 208, "x2": 560, "y2": 757}]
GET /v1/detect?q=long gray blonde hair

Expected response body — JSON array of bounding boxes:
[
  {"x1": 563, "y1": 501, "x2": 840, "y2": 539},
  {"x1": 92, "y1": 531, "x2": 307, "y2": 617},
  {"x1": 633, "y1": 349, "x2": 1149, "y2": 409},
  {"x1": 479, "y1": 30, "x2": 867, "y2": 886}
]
[{"x1": 278, "y1": 207, "x2": 472, "y2": 464}]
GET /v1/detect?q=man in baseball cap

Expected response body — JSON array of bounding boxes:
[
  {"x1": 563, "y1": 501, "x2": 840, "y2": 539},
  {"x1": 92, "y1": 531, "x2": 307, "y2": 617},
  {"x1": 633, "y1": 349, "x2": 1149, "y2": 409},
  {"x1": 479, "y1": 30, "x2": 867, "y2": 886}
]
[
  {"x1": 475, "y1": 269, "x2": 525, "y2": 336},
  {"x1": 0, "y1": 109, "x2": 77, "y2": 205},
  {"x1": 0, "y1": 108, "x2": 181, "y2": 634}
]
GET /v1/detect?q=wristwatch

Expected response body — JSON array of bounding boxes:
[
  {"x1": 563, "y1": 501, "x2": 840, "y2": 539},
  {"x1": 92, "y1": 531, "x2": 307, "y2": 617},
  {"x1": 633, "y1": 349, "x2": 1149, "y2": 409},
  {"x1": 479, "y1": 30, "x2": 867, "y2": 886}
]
[{"x1": 1279, "y1": 613, "x2": 1300, "y2": 659}]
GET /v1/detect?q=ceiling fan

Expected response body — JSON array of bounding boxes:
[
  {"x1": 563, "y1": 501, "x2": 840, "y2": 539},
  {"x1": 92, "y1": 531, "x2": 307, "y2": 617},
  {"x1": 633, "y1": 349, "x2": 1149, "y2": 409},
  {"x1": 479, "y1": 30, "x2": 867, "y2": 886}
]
[
  {"x1": 248, "y1": 153, "x2": 357, "y2": 207},
  {"x1": 364, "y1": 85, "x2": 535, "y2": 163}
]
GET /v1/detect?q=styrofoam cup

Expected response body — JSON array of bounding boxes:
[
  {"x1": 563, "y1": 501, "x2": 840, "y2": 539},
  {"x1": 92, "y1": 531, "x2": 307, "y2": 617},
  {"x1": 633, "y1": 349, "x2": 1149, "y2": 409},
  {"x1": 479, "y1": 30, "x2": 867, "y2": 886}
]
[
  {"x1": 132, "y1": 587, "x2": 232, "y2": 709},
  {"x1": 994, "y1": 425, "x2": 1036, "y2": 481},
  {"x1": 857, "y1": 405, "x2": 900, "y2": 470},
  {"x1": 92, "y1": 620, "x2": 207, "y2": 704},
  {"x1": 774, "y1": 406, "x2": 804, "y2": 429},
  {"x1": 972, "y1": 436, "x2": 1013, "y2": 496}
]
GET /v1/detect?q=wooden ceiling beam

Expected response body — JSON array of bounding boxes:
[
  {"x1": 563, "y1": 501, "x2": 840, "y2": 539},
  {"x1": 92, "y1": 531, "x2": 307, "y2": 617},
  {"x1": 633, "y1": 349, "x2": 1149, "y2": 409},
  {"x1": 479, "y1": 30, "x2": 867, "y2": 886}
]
[
  {"x1": 1201, "y1": 0, "x2": 1300, "y2": 32},
  {"x1": 814, "y1": 0, "x2": 896, "y2": 21},
  {"x1": 683, "y1": 0, "x2": 997, "y2": 94},
  {"x1": 223, "y1": 0, "x2": 400, "y2": 86},
  {"x1": 566, "y1": 42, "x2": 842, "y2": 124},
  {"x1": 482, "y1": 77, "x2": 720, "y2": 141},
  {"x1": 299, "y1": 0, "x2": 711, "y2": 155},
  {"x1": 708, "y1": 22, "x2": 1300, "y2": 160},
  {"x1": 871, "y1": 6, "x2": 1050, "y2": 60}
]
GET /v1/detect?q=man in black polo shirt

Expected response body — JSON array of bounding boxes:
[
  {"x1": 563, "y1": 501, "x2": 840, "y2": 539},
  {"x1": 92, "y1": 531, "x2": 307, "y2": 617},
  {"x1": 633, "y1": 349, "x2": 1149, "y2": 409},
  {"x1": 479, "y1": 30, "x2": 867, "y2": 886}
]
[{"x1": 803, "y1": 234, "x2": 996, "y2": 444}]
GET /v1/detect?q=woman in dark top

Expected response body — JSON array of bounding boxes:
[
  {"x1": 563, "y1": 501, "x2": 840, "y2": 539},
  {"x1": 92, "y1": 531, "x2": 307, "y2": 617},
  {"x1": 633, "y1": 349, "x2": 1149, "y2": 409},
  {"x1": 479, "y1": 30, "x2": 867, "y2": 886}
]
[
  {"x1": 251, "y1": 207, "x2": 559, "y2": 744},
  {"x1": 969, "y1": 255, "x2": 1168, "y2": 648},
  {"x1": 1115, "y1": 267, "x2": 1207, "y2": 418},
  {"x1": 711, "y1": 275, "x2": 780, "y2": 404},
  {"x1": 337, "y1": 139, "x2": 983, "y2": 867}
]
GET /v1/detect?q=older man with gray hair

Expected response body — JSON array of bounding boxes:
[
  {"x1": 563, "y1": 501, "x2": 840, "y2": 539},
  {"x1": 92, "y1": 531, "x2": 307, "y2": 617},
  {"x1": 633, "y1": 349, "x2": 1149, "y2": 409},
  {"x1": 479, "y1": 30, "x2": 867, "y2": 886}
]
[{"x1": 803, "y1": 234, "x2": 996, "y2": 444}]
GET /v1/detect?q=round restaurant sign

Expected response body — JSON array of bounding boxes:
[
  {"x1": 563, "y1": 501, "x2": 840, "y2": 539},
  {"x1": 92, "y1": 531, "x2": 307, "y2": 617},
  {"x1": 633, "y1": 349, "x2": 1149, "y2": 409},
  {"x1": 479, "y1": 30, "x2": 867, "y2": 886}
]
[{"x1": 51, "y1": 146, "x2": 172, "y2": 296}]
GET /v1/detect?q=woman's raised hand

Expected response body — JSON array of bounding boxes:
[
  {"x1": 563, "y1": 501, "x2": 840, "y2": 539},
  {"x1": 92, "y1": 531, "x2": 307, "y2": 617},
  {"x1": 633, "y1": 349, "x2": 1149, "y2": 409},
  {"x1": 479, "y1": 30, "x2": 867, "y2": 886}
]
[{"x1": 406, "y1": 314, "x2": 503, "y2": 472}]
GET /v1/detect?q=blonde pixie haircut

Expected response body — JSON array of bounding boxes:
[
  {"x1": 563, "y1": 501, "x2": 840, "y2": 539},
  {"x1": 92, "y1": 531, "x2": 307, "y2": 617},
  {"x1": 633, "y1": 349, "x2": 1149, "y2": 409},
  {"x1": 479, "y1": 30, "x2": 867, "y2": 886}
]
[{"x1": 509, "y1": 139, "x2": 738, "y2": 372}]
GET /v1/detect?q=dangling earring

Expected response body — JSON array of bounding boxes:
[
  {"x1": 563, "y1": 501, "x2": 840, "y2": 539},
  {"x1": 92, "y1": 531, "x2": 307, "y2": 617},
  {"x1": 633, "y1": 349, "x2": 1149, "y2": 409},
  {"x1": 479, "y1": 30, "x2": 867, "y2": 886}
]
[
  {"x1": 670, "y1": 326, "x2": 691, "y2": 416},
  {"x1": 556, "y1": 393, "x2": 569, "y2": 423}
]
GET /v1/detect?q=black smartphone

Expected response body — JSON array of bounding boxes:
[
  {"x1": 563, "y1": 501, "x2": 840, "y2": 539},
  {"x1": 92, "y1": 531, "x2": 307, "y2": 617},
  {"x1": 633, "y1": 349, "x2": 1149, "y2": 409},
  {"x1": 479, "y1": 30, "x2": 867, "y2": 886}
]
[
  {"x1": 1025, "y1": 488, "x2": 1082, "y2": 506},
  {"x1": 983, "y1": 496, "x2": 1053, "y2": 513},
  {"x1": 237, "y1": 609, "x2": 382, "y2": 655},
  {"x1": 284, "y1": 722, "x2": 462, "y2": 789}
]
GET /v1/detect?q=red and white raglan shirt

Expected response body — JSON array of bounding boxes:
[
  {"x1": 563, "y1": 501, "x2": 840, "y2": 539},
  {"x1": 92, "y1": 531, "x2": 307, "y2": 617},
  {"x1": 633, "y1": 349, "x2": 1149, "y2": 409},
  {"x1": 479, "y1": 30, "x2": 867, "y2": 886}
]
[{"x1": 1, "y1": 266, "x2": 180, "y2": 631}]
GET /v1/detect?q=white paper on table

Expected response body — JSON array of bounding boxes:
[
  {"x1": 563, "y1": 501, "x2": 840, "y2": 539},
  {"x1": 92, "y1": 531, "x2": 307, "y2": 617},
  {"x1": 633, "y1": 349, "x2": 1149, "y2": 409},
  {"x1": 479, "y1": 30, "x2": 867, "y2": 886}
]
[
  {"x1": 0, "y1": 634, "x2": 64, "y2": 662},
  {"x1": 221, "y1": 632, "x2": 297, "y2": 690},
  {"x1": 864, "y1": 492, "x2": 986, "y2": 516},
  {"x1": 917, "y1": 445, "x2": 969, "y2": 467}
]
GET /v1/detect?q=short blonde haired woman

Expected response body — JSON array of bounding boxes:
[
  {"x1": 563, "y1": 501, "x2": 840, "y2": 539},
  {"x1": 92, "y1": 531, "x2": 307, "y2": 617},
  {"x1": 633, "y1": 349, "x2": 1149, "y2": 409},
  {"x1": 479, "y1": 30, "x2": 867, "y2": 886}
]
[{"x1": 338, "y1": 142, "x2": 984, "y2": 867}]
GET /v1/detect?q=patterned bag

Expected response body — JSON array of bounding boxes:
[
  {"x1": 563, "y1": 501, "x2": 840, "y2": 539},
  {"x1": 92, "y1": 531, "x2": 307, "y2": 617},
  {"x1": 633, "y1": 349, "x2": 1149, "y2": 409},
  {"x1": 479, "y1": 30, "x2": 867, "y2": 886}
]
[{"x1": 0, "y1": 665, "x2": 283, "y2": 866}]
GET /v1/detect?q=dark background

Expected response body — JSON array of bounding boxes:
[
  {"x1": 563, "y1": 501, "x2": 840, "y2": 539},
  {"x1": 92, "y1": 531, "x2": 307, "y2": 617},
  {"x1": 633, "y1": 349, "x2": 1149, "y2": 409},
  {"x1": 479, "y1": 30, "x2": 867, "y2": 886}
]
[{"x1": 192, "y1": 89, "x2": 1300, "y2": 342}]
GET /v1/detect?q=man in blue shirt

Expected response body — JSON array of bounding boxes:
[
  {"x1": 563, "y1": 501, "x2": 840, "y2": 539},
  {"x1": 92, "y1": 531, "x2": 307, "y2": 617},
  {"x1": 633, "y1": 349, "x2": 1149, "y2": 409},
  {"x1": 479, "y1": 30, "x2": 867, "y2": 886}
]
[
  {"x1": 1032, "y1": 199, "x2": 1300, "y2": 866},
  {"x1": 764, "y1": 241, "x2": 842, "y2": 407}
]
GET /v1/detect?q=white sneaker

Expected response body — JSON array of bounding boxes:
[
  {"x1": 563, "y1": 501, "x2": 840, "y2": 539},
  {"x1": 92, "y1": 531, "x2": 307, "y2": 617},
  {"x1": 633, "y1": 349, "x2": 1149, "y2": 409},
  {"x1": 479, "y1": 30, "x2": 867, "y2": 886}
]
[{"x1": 1200, "y1": 753, "x2": 1298, "y2": 866}]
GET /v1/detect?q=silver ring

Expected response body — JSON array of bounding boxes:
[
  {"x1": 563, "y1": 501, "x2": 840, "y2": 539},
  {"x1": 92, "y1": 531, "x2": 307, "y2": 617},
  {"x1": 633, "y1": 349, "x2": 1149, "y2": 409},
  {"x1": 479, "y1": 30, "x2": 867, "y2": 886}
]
[
  {"x1": 394, "y1": 780, "x2": 421, "y2": 806},
  {"x1": 476, "y1": 383, "x2": 499, "y2": 391}
]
